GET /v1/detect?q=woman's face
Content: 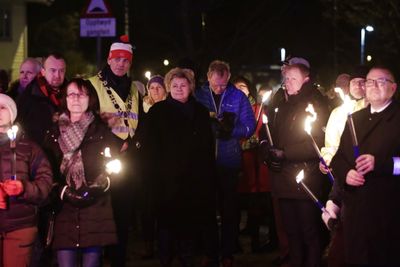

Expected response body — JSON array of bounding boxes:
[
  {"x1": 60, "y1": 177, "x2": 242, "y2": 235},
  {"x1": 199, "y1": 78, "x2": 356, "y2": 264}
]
[
  {"x1": 66, "y1": 83, "x2": 89, "y2": 116},
  {"x1": 149, "y1": 82, "x2": 167, "y2": 103},
  {"x1": 0, "y1": 104, "x2": 11, "y2": 129},
  {"x1": 170, "y1": 77, "x2": 191, "y2": 103}
]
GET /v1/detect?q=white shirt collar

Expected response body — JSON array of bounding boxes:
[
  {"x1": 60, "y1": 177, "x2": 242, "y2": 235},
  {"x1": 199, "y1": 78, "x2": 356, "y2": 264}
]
[{"x1": 370, "y1": 100, "x2": 392, "y2": 113}]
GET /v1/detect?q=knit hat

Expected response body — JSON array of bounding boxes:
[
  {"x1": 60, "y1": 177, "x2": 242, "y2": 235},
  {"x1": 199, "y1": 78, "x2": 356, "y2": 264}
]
[
  {"x1": 146, "y1": 75, "x2": 165, "y2": 91},
  {"x1": 0, "y1": 94, "x2": 17, "y2": 124},
  {"x1": 350, "y1": 65, "x2": 369, "y2": 80},
  {"x1": 108, "y1": 35, "x2": 133, "y2": 62},
  {"x1": 282, "y1": 56, "x2": 311, "y2": 69}
]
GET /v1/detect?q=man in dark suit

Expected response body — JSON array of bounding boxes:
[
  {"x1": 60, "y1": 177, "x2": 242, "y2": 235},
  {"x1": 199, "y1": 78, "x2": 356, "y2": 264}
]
[{"x1": 331, "y1": 66, "x2": 400, "y2": 266}]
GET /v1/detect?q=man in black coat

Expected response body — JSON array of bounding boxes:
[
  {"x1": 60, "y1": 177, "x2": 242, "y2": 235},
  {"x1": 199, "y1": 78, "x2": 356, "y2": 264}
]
[
  {"x1": 16, "y1": 53, "x2": 66, "y2": 144},
  {"x1": 331, "y1": 66, "x2": 400, "y2": 266},
  {"x1": 264, "y1": 63, "x2": 330, "y2": 267}
]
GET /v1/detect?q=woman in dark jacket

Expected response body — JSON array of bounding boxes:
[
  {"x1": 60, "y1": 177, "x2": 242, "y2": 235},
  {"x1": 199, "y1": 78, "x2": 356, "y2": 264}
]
[
  {"x1": 44, "y1": 78, "x2": 119, "y2": 267},
  {"x1": 0, "y1": 93, "x2": 53, "y2": 267},
  {"x1": 142, "y1": 68, "x2": 218, "y2": 267}
]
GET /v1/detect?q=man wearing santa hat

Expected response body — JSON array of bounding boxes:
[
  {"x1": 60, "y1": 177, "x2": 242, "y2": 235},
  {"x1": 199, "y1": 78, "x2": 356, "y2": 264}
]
[{"x1": 89, "y1": 35, "x2": 143, "y2": 267}]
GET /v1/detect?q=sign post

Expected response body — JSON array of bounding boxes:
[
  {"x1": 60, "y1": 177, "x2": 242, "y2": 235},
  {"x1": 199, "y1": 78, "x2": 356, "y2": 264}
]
[{"x1": 80, "y1": 0, "x2": 116, "y2": 69}]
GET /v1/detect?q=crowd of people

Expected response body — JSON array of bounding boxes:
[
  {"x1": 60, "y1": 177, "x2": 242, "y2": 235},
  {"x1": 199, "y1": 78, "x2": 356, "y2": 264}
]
[{"x1": 0, "y1": 34, "x2": 398, "y2": 267}]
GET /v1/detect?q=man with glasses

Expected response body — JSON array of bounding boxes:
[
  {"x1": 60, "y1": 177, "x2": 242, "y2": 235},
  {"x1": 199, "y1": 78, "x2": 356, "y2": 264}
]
[
  {"x1": 320, "y1": 66, "x2": 369, "y2": 266},
  {"x1": 331, "y1": 66, "x2": 400, "y2": 266},
  {"x1": 195, "y1": 60, "x2": 256, "y2": 267}
]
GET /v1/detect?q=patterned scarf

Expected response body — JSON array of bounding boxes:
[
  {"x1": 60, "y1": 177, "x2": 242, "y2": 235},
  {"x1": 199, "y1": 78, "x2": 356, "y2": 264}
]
[{"x1": 58, "y1": 112, "x2": 94, "y2": 189}]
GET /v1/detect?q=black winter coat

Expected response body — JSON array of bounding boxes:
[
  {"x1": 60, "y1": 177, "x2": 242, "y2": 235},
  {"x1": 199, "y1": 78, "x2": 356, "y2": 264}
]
[
  {"x1": 268, "y1": 83, "x2": 330, "y2": 199},
  {"x1": 0, "y1": 132, "x2": 53, "y2": 232},
  {"x1": 142, "y1": 96, "x2": 217, "y2": 228},
  {"x1": 44, "y1": 116, "x2": 119, "y2": 249},
  {"x1": 331, "y1": 101, "x2": 400, "y2": 265}
]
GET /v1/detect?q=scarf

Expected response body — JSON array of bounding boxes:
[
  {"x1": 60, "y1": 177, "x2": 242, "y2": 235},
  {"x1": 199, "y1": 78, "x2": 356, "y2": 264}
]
[{"x1": 58, "y1": 112, "x2": 94, "y2": 189}]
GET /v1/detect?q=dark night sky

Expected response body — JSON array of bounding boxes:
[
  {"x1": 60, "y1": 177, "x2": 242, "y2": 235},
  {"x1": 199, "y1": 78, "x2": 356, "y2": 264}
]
[{"x1": 27, "y1": 0, "x2": 394, "y2": 88}]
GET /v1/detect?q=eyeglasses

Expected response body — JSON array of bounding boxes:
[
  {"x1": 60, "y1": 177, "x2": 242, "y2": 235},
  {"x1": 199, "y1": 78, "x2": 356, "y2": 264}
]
[
  {"x1": 67, "y1": 93, "x2": 88, "y2": 99},
  {"x1": 365, "y1": 78, "x2": 394, "y2": 87}
]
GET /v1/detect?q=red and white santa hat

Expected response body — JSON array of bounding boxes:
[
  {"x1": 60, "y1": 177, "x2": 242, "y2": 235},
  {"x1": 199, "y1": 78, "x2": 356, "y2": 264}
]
[{"x1": 108, "y1": 35, "x2": 133, "y2": 62}]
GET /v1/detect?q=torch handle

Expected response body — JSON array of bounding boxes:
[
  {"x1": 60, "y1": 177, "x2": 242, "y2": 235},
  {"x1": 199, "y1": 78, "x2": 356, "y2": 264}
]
[
  {"x1": 11, "y1": 147, "x2": 16, "y2": 180},
  {"x1": 265, "y1": 123, "x2": 274, "y2": 147},
  {"x1": 347, "y1": 114, "x2": 360, "y2": 158},
  {"x1": 309, "y1": 135, "x2": 334, "y2": 183},
  {"x1": 256, "y1": 103, "x2": 264, "y2": 125}
]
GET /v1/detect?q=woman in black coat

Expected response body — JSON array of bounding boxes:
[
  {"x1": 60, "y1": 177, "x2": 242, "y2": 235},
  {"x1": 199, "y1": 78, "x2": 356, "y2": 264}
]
[
  {"x1": 44, "y1": 78, "x2": 120, "y2": 267},
  {"x1": 142, "y1": 68, "x2": 217, "y2": 267}
]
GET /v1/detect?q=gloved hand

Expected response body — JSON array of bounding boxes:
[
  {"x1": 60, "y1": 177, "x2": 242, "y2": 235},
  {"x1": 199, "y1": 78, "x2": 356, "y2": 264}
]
[
  {"x1": 268, "y1": 148, "x2": 285, "y2": 172},
  {"x1": 216, "y1": 112, "x2": 235, "y2": 139},
  {"x1": 259, "y1": 140, "x2": 270, "y2": 165},
  {"x1": 322, "y1": 200, "x2": 340, "y2": 230},
  {"x1": 2, "y1": 179, "x2": 24, "y2": 196},
  {"x1": 0, "y1": 185, "x2": 7, "y2": 209},
  {"x1": 85, "y1": 174, "x2": 111, "y2": 197},
  {"x1": 59, "y1": 185, "x2": 94, "y2": 207}
]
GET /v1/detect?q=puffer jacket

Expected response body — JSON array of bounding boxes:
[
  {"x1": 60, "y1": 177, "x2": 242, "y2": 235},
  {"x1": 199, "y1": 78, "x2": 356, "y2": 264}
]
[
  {"x1": 0, "y1": 132, "x2": 53, "y2": 232},
  {"x1": 195, "y1": 83, "x2": 256, "y2": 168},
  {"x1": 44, "y1": 116, "x2": 119, "y2": 249}
]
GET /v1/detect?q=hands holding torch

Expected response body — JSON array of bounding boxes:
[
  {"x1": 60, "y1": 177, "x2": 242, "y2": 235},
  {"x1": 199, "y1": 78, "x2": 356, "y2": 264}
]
[
  {"x1": 334, "y1": 87, "x2": 360, "y2": 158},
  {"x1": 0, "y1": 125, "x2": 23, "y2": 208},
  {"x1": 304, "y1": 104, "x2": 334, "y2": 183},
  {"x1": 296, "y1": 170, "x2": 337, "y2": 229}
]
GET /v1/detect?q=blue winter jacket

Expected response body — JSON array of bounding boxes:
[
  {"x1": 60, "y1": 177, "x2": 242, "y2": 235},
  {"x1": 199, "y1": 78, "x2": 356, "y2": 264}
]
[{"x1": 195, "y1": 82, "x2": 256, "y2": 168}]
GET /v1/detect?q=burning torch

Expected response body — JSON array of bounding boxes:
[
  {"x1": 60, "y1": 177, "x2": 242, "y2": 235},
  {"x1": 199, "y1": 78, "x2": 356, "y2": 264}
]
[
  {"x1": 334, "y1": 87, "x2": 359, "y2": 158},
  {"x1": 7, "y1": 125, "x2": 18, "y2": 180},
  {"x1": 304, "y1": 104, "x2": 334, "y2": 183},
  {"x1": 256, "y1": 90, "x2": 273, "y2": 124}
]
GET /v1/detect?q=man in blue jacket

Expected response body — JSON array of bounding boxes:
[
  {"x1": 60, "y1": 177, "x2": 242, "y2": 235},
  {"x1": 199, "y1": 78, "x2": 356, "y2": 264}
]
[{"x1": 195, "y1": 60, "x2": 256, "y2": 267}]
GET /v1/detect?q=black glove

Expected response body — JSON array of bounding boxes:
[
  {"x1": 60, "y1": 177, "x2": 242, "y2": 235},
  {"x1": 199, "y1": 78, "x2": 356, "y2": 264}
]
[
  {"x1": 60, "y1": 185, "x2": 94, "y2": 207},
  {"x1": 216, "y1": 112, "x2": 235, "y2": 139},
  {"x1": 268, "y1": 148, "x2": 285, "y2": 172},
  {"x1": 86, "y1": 174, "x2": 111, "y2": 197}
]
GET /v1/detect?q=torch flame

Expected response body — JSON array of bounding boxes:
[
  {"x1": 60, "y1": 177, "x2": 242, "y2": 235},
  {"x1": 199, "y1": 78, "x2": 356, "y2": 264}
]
[
  {"x1": 262, "y1": 90, "x2": 272, "y2": 104},
  {"x1": 275, "y1": 108, "x2": 279, "y2": 113},
  {"x1": 304, "y1": 104, "x2": 317, "y2": 135},
  {"x1": 7, "y1": 125, "x2": 19, "y2": 141},
  {"x1": 296, "y1": 169, "x2": 304, "y2": 183},
  {"x1": 104, "y1": 147, "x2": 111, "y2": 158},
  {"x1": 334, "y1": 87, "x2": 353, "y2": 114},
  {"x1": 262, "y1": 114, "x2": 268, "y2": 124},
  {"x1": 106, "y1": 159, "x2": 122, "y2": 174}
]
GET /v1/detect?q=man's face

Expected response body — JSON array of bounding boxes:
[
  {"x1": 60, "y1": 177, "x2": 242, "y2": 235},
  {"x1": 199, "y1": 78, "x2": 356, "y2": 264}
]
[
  {"x1": 349, "y1": 78, "x2": 365, "y2": 100},
  {"x1": 19, "y1": 61, "x2": 39, "y2": 88},
  {"x1": 208, "y1": 72, "x2": 230, "y2": 95},
  {"x1": 107, "y1": 57, "x2": 131, "y2": 77},
  {"x1": 283, "y1": 68, "x2": 309, "y2": 95},
  {"x1": 41, "y1": 56, "x2": 66, "y2": 89},
  {"x1": 365, "y1": 69, "x2": 397, "y2": 109}
]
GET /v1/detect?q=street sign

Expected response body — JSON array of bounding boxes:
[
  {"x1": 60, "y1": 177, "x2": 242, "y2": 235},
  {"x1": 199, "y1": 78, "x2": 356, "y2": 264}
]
[
  {"x1": 80, "y1": 0, "x2": 115, "y2": 37},
  {"x1": 80, "y1": 18, "x2": 116, "y2": 37}
]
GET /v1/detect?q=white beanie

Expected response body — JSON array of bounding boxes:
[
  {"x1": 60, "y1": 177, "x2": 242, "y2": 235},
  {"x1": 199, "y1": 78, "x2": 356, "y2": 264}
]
[{"x1": 0, "y1": 94, "x2": 17, "y2": 124}]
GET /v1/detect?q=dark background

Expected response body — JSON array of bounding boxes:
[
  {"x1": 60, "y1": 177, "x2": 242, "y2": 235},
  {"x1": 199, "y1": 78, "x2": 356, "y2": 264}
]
[{"x1": 27, "y1": 0, "x2": 400, "y2": 89}]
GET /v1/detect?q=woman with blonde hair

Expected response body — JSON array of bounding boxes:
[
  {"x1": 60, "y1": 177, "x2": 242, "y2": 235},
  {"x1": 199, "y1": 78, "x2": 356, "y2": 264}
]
[
  {"x1": 142, "y1": 68, "x2": 218, "y2": 267},
  {"x1": 143, "y1": 75, "x2": 167, "y2": 113}
]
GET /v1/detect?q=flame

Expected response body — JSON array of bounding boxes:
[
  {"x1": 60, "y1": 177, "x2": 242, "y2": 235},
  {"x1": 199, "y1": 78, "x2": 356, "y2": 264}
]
[
  {"x1": 106, "y1": 159, "x2": 122, "y2": 174},
  {"x1": 304, "y1": 104, "x2": 317, "y2": 135},
  {"x1": 104, "y1": 147, "x2": 111, "y2": 158},
  {"x1": 7, "y1": 125, "x2": 19, "y2": 141},
  {"x1": 262, "y1": 90, "x2": 272, "y2": 104},
  {"x1": 296, "y1": 169, "x2": 304, "y2": 183},
  {"x1": 262, "y1": 114, "x2": 268, "y2": 124},
  {"x1": 275, "y1": 108, "x2": 279, "y2": 113},
  {"x1": 334, "y1": 87, "x2": 353, "y2": 114}
]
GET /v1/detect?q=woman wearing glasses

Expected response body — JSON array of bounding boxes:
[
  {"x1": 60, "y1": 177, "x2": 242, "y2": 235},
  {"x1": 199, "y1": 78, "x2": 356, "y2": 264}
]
[{"x1": 44, "y1": 78, "x2": 120, "y2": 267}]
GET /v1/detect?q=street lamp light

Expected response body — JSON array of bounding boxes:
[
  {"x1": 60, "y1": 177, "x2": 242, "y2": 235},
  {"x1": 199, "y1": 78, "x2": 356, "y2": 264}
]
[{"x1": 360, "y1": 25, "x2": 374, "y2": 65}]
